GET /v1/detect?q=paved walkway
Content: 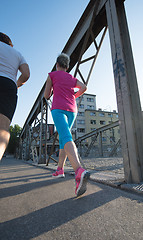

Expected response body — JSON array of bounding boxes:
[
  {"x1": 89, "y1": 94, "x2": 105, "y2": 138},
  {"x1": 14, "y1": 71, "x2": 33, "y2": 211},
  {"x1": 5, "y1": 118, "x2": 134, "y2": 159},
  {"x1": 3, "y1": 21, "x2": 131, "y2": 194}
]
[{"x1": 0, "y1": 157, "x2": 143, "y2": 240}]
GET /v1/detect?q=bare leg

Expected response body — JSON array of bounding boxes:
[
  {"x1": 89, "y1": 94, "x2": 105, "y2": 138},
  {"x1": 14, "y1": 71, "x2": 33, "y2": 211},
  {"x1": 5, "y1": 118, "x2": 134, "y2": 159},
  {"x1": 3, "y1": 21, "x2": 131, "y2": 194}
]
[
  {"x1": 64, "y1": 141, "x2": 81, "y2": 172},
  {"x1": 58, "y1": 149, "x2": 67, "y2": 169},
  {"x1": 0, "y1": 114, "x2": 10, "y2": 161}
]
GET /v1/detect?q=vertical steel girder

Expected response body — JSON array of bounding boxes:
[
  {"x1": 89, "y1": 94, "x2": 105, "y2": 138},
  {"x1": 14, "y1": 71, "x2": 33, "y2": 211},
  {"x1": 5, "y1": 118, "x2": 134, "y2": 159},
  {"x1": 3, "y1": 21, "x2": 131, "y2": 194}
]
[
  {"x1": 38, "y1": 99, "x2": 48, "y2": 163},
  {"x1": 21, "y1": 99, "x2": 49, "y2": 163},
  {"x1": 106, "y1": 0, "x2": 143, "y2": 183},
  {"x1": 22, "y1": 125, "x2": 31, "y2": 160}
]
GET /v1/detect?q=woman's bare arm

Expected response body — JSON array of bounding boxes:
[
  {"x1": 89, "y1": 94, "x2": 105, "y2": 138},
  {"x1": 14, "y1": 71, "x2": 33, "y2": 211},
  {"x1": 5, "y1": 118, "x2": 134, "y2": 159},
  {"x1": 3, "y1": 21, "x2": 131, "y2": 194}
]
[
  {"x1": 44, "y1": 75, "x2": 53, "y2": 100},
  {"x1": 74, "y1": 80, "x2": 87, "y2": 99},
  {"x1": 17, "y1": 63, "x2": 30, "y2": 88}
]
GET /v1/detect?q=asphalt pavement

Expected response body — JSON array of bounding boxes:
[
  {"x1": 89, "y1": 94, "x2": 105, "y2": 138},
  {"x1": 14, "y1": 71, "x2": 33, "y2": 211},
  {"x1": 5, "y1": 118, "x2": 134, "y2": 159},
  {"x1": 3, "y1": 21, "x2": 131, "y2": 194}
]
[{"x1": 0, "y1": 156, "x2": 143, "y2": 240}]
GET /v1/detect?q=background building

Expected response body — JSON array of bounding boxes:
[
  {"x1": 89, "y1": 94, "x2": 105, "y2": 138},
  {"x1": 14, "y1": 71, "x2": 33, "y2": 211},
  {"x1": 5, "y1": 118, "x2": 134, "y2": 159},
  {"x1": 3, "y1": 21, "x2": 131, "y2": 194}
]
[
  {"x1": 73, "y1": 93, "x2": 97, "y2": 138},
  {"x1": 85, "y1": 108, "x2": 120, "y2": 145}
]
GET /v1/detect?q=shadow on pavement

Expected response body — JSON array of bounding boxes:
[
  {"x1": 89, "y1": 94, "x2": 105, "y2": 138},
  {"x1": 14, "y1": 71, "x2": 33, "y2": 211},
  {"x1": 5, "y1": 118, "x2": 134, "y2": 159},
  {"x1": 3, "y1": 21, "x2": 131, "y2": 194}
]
[{"x1": 0, "y1": 189, "x2": 119, "y2": 240}]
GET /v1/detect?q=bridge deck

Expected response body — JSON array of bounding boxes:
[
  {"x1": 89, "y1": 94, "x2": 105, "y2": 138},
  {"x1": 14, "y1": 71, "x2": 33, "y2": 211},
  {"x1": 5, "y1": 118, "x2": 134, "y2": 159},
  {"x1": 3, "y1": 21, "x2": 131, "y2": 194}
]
[{"x1": 0, "y1": 156, "x2": 143, "y2": 240}]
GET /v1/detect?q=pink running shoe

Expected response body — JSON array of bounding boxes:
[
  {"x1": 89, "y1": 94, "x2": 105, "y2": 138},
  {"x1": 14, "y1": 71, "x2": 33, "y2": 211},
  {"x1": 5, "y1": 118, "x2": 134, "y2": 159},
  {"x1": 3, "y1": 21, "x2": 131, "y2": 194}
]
[
  {"x1": 75, "y1": 168, "x2": 90, "y2": 197},
  {"x1": 52, "y1": 169, "x2": 65, "y2": 178}
]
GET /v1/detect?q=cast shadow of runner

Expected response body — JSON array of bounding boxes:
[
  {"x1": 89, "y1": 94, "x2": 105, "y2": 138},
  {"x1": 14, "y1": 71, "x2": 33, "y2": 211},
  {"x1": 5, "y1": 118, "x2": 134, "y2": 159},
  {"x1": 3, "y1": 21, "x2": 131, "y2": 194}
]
[
  {"x1": 0, "y1": 189, "x2": 115, "y2": 240},
  {"x1": 0, "y1": 173, "x2": 71, "y2": 199},
  {"x1": 1, "y1": 184, "x2": 143, "y2": 240}
]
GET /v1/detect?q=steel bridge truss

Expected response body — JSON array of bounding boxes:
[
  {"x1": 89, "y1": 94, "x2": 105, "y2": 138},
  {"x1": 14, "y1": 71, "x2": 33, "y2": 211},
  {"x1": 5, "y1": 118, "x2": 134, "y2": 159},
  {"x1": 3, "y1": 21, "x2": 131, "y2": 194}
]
[
  {"x1": 20, "y1": 0, "x2": 143, "y2": 183},
  {"x1": 75, "y1": 121, "x2": 120, "y2": 158}
]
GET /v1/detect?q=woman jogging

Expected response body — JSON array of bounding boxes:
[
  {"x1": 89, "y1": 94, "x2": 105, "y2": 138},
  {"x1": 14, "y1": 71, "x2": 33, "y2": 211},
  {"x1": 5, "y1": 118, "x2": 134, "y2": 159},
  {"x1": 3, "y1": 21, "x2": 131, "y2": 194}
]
[
  {"x1": 44, "y1": 53, "x2": 90, "y2": 197},
  {"x1": 0, "y1": 32, "x2": 30, "y2": 161}
]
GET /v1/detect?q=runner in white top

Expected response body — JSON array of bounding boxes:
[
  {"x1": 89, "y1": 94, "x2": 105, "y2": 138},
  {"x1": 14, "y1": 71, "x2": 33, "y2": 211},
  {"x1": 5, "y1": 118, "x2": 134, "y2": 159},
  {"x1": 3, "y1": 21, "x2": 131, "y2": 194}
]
[
  {"x1": 0, "y1": 32, "x2": 30, "y2": 161},
  {"x1": 0, "y1": 41, "x2": 27, "y2": 84}
]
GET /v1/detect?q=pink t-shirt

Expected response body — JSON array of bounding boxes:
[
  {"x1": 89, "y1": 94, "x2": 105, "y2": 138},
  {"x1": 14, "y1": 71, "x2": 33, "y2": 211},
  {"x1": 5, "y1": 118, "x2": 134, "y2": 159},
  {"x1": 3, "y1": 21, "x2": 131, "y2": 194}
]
[{"x1": 49, "y1": 71, "x2": 77, "y2": 112}]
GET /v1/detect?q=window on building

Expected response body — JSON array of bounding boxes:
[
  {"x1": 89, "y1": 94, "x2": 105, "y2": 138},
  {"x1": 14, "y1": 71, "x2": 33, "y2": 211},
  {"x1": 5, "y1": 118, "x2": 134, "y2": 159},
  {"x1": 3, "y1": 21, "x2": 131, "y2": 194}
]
[
  {"x1": 79, "y1": 104, "x2": 84, "y2": 109},
  {"x1": 90, "y1": 120, "x2": 96, "y2": 124},
  {"x1": 77, "y1": 128, "x2": 85, "y2": 133},
  {"x1": 78, "y1": 96, "x2": 84, "y2": 101},
  {"x1": 116, "y1": 114, "x2": 118, "y2": 118},
  {"x1": 90, "y1": 112, "x2": 96, "y2": 116},
  {"x1": 102, "y1": 137, "x2": 107, "y2": 142},
  {"x1": 91, "y1": 128, "x2": 96, "y2": 131},
  {"x1": 100, "y1": 120, "x2": 106, "y2": 125},
  {"x1": 77, "y1": 120, "x2": 85, "y2": 124},
  {"x1": 108, "y1": 113, "x2": 113, "y2": 118},
  {"x1": 77, "y1": 112, "x2": 84, "y2": 116},
  {"x1": 99, "y1": 112, "x2": 105, "y2": 117},
  {"x1": 87, "y1": 97, "x2": 94, "y2": 102},
  {"x1": 87, "y1": 105, "x2": 94, "y2": 110}
]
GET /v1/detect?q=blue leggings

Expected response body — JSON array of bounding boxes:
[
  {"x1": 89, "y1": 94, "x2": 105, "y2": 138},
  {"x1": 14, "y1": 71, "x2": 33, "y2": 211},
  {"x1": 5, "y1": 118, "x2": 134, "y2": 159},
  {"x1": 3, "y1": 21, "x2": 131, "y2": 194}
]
[{"x1": 51, "y1": 109, "x2": 77, "y2": 149}]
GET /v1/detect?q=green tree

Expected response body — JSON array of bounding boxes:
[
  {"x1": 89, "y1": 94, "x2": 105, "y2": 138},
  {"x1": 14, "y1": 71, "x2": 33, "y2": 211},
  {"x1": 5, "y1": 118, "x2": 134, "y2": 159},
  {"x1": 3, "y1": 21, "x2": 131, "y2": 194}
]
[{"x1": 7, "y1": 124, "x2": 22, "y2": 154}]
